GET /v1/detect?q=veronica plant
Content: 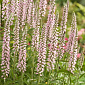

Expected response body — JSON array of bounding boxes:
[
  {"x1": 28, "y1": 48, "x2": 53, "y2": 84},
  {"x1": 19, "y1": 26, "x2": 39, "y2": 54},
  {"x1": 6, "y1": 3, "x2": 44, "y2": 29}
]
[{"x1": 1, "y1": 0, "x2": 84, "y2": 85}]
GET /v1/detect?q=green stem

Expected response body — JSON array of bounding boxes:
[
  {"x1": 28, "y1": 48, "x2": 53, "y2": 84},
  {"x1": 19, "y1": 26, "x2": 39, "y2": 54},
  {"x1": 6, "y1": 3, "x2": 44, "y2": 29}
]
[
  {"x1": 38, "y1": 74, "x2": 40, "y2": 84},
  {"x1": 13, "y1": 49, "x2": 17, "y2": 82},
  {"x1": 47, "y1": 70, "x2": 51, "y2": 84},
  {"x1": 77, "y1": 67, "x2": 80, "y2": 85},
  {"x1": 32, "y1": 51, "x2": 35, "y2": 79},
  {"x1": 57, "y1": 56, "x2": 59, "y2": 79},
  {"x1": 31, "y1": 50, "x2": 35, "y2": 85},
  {"x1": 4, "y1": 78, "x2": 5, "y2": 85},
  {"x1": 69, "y1": 74, "x2": 71, "y2": 85},
  {"x1": 21, "y1": 72, "x2": 24, "y2": 85},
  {"x1": 32, "y1": 59, "x2": 34, "y2": 79}
]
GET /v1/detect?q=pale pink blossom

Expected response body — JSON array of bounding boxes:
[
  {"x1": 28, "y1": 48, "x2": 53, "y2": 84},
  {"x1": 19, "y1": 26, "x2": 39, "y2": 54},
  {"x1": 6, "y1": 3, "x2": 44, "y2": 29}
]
[
  {"x1": 77, "y1": 53, "x2": 81, "y2": 59},
  {"x1": 78, "y1": 29, "x2": 85, "y2": 36}
]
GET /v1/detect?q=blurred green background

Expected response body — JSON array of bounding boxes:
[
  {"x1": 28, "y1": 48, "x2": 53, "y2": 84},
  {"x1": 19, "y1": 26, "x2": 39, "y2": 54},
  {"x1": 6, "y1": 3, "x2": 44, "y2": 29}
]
[
  {"x1": 55, "y1": 0, "x2": 85, "y2": 28},
  {"x1": 56, "y1": 0, "x2": 85, "y2": 6}
]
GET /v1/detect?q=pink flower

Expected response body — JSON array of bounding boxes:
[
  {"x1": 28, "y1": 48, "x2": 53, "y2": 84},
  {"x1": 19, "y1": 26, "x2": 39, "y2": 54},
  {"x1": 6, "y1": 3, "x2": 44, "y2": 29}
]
[
  {"x1": 63, "y1": 46, "x2": 67, "y2": 49},
  {"x1": 78, "y1": 31, "x2": 83, "y2": 36},
  {"x1": 78, "y1": 29, "x2": 85, "y2": 36},
  {"x1": 28, "y1": 43, "x2": 30, "y2": 46},
  {"x1": 77, "y1": 53, "x2": 81, "y2": 59},
  {"x1": 65, "y1": 38, "x2": 68, "y2": 41},
  {"x1": 80, "y1": 29, "x2": 85, "y2": 32},
  {"x1": 48, "y1": 43, "x2": 50, "y2": 47},
  {"x1": 78, "y1": 36, "x2": 82, "y2": 41}
]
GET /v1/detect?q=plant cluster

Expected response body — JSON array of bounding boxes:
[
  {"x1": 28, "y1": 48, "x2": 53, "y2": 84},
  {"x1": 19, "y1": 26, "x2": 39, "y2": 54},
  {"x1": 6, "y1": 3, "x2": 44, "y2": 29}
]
[{"x1": 0, "y1": 0, "x2": 85, "y2": 85}]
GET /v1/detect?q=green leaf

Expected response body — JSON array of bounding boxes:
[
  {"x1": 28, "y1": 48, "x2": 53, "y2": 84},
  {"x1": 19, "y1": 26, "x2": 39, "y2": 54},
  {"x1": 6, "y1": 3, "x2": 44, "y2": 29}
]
[
  {"x1": 60, "y1": 60, "x2": 69, "y2": 62},
  {"x1": 57, "y1": 69, "x2": 73, "y2": 75},
  {"x1": 76, "y1": 3, "x2": 85, "y2": 13},
  {"x1": 0, "y1": 26, "x2": 4, "y2": 29},
  {"x1": 28, "y1": 28, "x2": 35, "y2": 36},
  {"x1": 78, "y1": 73, "x2": 85, "y2": 79}
]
